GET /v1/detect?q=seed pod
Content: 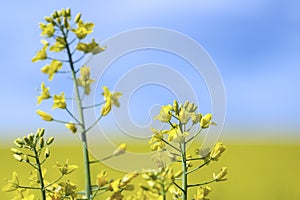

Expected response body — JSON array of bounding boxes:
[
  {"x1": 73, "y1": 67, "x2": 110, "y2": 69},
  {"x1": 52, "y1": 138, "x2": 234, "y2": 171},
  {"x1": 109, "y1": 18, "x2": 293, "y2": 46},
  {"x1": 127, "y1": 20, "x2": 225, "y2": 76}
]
[{"x1": 46, "y1": 137, "x2": 55, "y2": 145}]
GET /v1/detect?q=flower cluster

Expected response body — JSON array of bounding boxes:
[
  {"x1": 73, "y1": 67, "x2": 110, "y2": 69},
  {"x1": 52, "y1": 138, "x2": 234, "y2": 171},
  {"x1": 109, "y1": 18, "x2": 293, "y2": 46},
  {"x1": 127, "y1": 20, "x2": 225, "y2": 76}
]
[
  {"x1": 3, "y1": 129, "x2": 78, "y2": 199},
  {"x1": 148, "y1": 100, "x2": 227, "y2": 199}
]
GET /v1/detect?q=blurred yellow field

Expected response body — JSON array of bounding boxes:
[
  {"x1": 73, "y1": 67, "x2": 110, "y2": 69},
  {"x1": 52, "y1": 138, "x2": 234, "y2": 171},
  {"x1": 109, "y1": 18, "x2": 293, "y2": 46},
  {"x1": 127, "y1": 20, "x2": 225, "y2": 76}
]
[{"x1": 1, "y1": 143, "x2": 300, "y2": 199}]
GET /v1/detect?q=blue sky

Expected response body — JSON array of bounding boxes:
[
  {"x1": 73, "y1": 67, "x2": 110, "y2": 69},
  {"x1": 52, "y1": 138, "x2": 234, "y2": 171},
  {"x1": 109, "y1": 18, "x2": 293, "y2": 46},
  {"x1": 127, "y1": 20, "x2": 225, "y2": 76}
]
[{"x1": 0, "y1": 0, "x2": 299, "y2": 141}]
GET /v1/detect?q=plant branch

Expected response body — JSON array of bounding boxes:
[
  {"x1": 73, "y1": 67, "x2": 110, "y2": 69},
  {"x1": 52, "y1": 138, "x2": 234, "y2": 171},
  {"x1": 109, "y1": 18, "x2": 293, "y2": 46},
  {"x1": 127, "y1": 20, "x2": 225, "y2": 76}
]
[
  {"x1": 66, "y1": 107, "x2": 82, "y2": 125},
  {"x1": 186, "y1": 158, "x2": 212, "y2": 175},
  {"x1": 82, "y1": 101, "x2": 105, "y2": 110},
  {"x1": 85, "y1": 115, "x2": 103, "y2": 133},
  {"x1": 161, "y1": 139, "x2": 181, "y2": 152},
  {"x1": 186, "y1": 128, "x2": 202, "y2": 144},
  {"x1": 187, "y1": 179, "x2": 216, "y2": 188}
]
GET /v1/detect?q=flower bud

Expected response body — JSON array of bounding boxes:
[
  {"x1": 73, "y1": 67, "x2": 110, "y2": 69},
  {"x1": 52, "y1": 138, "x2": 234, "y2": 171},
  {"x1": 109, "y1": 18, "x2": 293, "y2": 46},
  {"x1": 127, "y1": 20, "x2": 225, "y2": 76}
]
[
  {"x1": 52, "y1": 11, "x2": 59, "y2": 18},
  {"x1": 36, "y1": 110, "x2": 53, "y2": 121},
  {"x1": 46, "y1": 137, "x2": 55, "y2": 145},
  {"x1": 23, "y1": 136, "x2": 32, "y2": 146},
  {"x1": 173, "y1": 100, "x2": 179, "y2": 115},
  {"x1": 44, "y1": 16, "x2": 53, "y2": 23},
  {"x1": 10, "y1": 148, "x2": 22, "y2": 155},
  {"x1": 74, "y1": 13, "x2": 81, "y2": 23},
  {"x1": 140, "y1": 185, "x2": 150, "y2": 191},
  {"x1": 113, "y1": 143, "x2": 127, "y2": 156},
  {"x1": 213, "y1": 167, "x2": 228, "y2": 182},
  {"x1": 96, "y1": 171, "x2": 108, "y2": 187},
  {"x1": 45, "y1": 147, "x2": 50, "y2": 158},
  {"x1": 101, "y1": 100, "x2": 112, "y2": 116},
  {"x1": 64, "y1": 17, "x2": 70, "y2": 29},
  {"x1": 61, "y1": 8, "x2": 66, "y2": 16},
  {"x1": 66, "y1": 8, "x2": 71, "y2": 17},
  {"x1": 28, "y1": 133, "x2": 34, "y2": 143},
  {"x1": 36, "y1": 128, "x2": 45, "y2": 138},
  {"x1": 210, "y1": 142, "x2": 226, "y2": 161},
  {"x1": 13, "y1": 154, "x2": 23, "y2": 162},
  {"x1": 23, "y1": 154, "x2": 29, "y2": 162},
  {"x1": 191, "y1": 113, "x2": 202, "y2": 124},
  {"x1": 120, "y1": 172, "x2": 139, "y2": 186},
  {"x1": 56, "y1": 10, "x2": 62, "y2": 17},
  {"x1": 39, "y1": 137, "x2": 45, "y2": 149},
  {"x1": 200, "y1": 113, "x2": 213, "y2": 129},
  {"x1": 14, "y1": 138, "x2": 24, "y2": 148},
  {"x1": 65, "y1": 123, "x2": 77, "y2": 134}
]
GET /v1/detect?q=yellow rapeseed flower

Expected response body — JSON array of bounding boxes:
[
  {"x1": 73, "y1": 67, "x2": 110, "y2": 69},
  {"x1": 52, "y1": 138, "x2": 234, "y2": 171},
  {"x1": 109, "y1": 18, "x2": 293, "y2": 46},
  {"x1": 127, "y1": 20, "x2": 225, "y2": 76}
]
[
  {"x1": 200, "y1": 113, "x2": 216, "y2": 129},
  {"x1": 191, "y1": 113, "x2": 202, "y2": 124},
  {"x1": 71, "y1": 20, "x2": 94, "y2": 39},
  {"x1": 39, "y1": 23, "x2": 55, "y2": 37},
  {"x1": 96, "y1": 171, "x2": 108, "y2": 187},
  {"x1": 154, "y1": 104, "x2": 173, "y2": 122},
  {"x1": 41, "y1": 60, "x2": 62, "y2": 81},
  {"x1": 76, "y1": 38, "x2": 105, "y2": 54},
  {"x1": 77, "y1": 66, "x2": 95, "y2": 95},
  {"x1": 2, "y1": 172, "x2": 19, "y2": 192},
  {"x1": 194, "y1": 186, "x2": 211, "y2": 200},
  {"x1": 55, "y1": 160, "x2": 78, "y2": 175},
  {"x1": 32, "y1": 40, "x2": 48, "y2": 62},
  {"x1": 37, "y1": 82, "x2": 50, "y2": 105},
  {"x1": 50, "y1": 37, "x2": 66, "y2": 52},
  {"x1": 36, "y1": 110, "x2": 53, "y2": 121},
  {"x1": 101, "y1": 86, "x2": 122, "y2": 116},
  {"x1": 53, "y1": 92, "x2": 66, "y2": 109},
  {"x1": 149, "y1": 128, "x2": 166, "y2": 151},
  {"x1": 210, "y1": 142, "x2": 226, "y2": 161}
]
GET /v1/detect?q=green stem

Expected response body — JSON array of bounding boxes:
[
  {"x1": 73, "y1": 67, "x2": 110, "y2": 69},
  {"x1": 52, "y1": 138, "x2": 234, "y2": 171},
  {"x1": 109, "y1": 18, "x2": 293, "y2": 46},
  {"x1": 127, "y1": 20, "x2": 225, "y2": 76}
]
[
  {"x1": 181, "y1": 141, "x2": 188, "y2": 200},
  {"x1": 63, "y1": 29, "x2": 92, "y2": 200},
  {"x1": 163, "y1": 192, "x2": 166, "y2": 200},
  {"x1": 33, "y1": 147, "x2": 46, "y2": 200}
]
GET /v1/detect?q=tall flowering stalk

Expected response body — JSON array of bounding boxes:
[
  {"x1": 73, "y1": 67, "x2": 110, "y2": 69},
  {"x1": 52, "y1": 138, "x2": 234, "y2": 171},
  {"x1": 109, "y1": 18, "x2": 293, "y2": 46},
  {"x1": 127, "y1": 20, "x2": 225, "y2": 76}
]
[
  {"x1": 32, "y1": 8, "x2": 122, "y2": 199},
  {"x1": 146, "y1": 100, "x2": 227, "y2": 200}
]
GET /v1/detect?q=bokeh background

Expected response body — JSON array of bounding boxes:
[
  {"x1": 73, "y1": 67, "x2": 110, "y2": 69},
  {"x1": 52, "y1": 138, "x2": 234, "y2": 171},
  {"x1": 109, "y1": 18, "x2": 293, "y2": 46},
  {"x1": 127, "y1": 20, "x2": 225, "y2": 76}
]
[{"x1": 1, "y1": 0, "x2": 299, "y2": 199}]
